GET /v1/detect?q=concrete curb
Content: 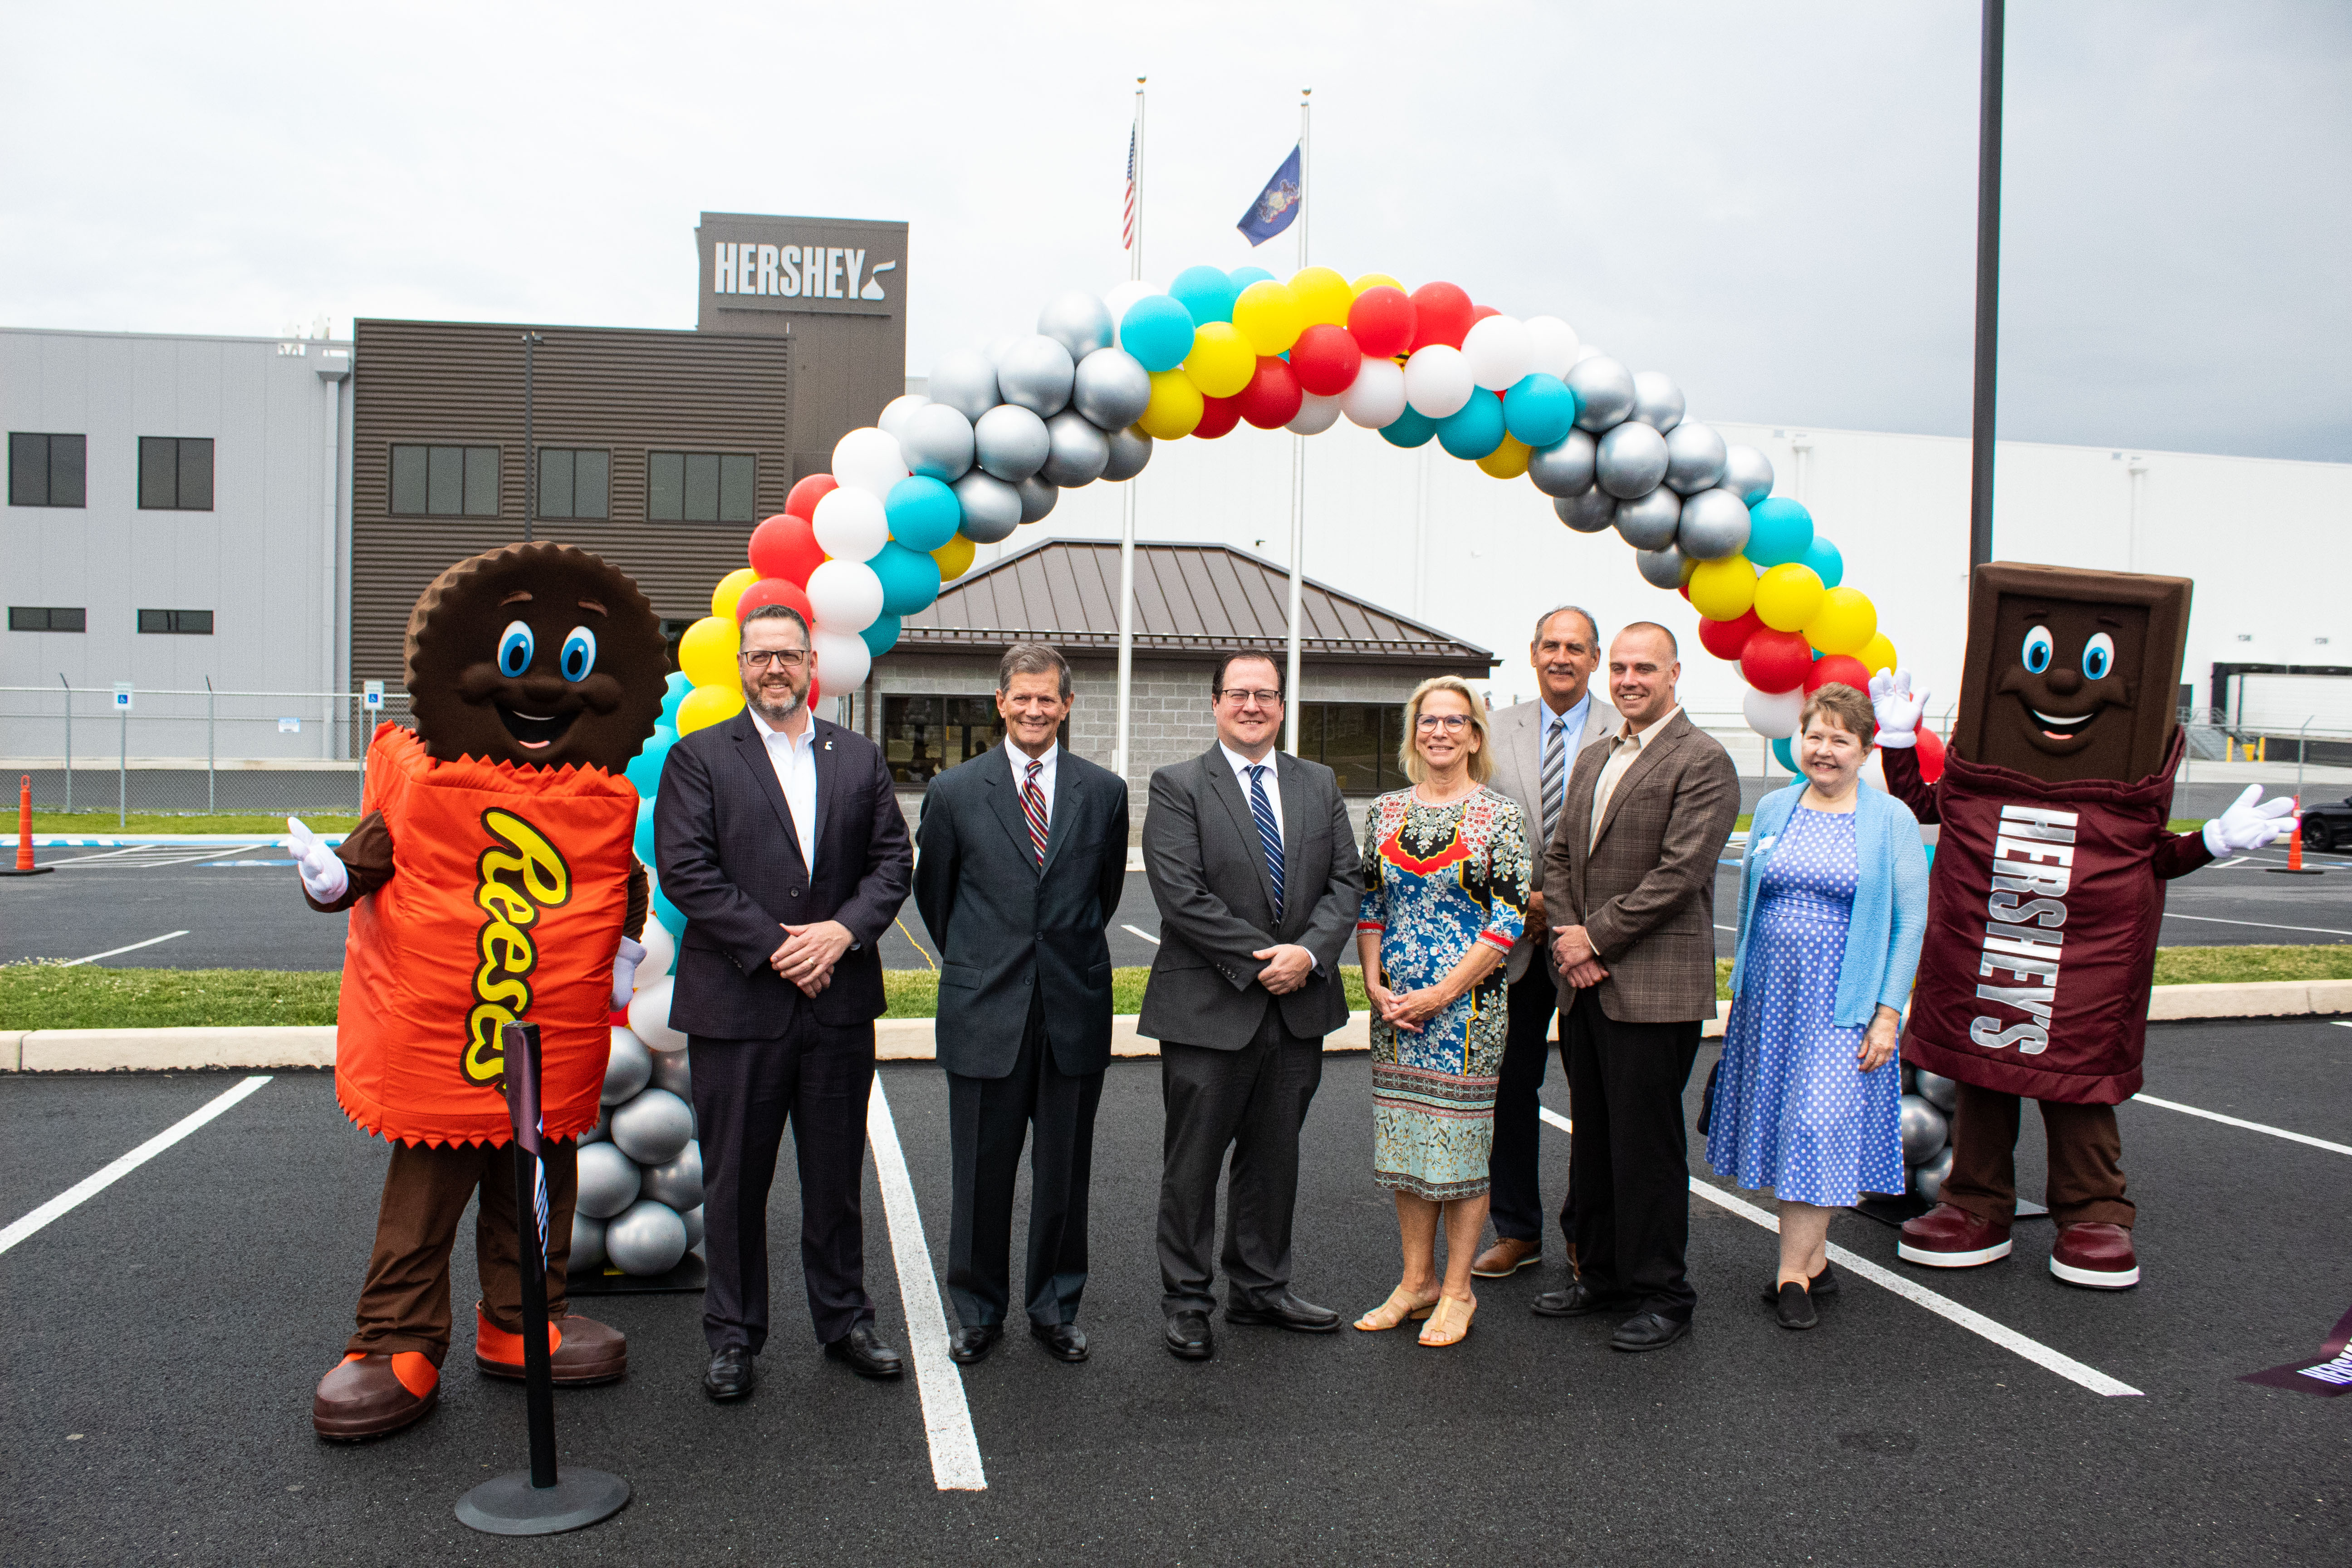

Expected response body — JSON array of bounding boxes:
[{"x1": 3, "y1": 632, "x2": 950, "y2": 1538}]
[{"x1": 5, "y1": 981, "x2": 2347, "y2": 1073}]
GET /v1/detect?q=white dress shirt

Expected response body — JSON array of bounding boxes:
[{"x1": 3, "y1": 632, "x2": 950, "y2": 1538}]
[
  {"x1": 749, "y1": 703, "x2": 819, "y2": 872},
  {"x1": 1219, "y1": 741, "x2": 1283, "y2": 840},
  {"x1": 1590, "y1": 705, "x2": 1681, "y2": 849},
  {"x1": 1006, "y1": 737, "x2": 1059, "y2": 830}
]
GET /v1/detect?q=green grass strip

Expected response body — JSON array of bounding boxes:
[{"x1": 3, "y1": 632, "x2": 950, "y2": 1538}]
[{"x1": 28, "y1": 812, "x2": 361, "y2": 836}]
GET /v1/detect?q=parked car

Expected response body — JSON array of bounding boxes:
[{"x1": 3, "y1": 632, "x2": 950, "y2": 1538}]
[{"x1": 2300, "y1": 795, "x2": 2352, "y2": 852}]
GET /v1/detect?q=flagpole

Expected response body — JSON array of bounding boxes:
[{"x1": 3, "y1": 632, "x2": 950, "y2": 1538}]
[
  {"x1": 1283, "y1": 87, "x2": 1311, "y2": 755},
  {"x1": 1115, "y1": 77, "x2": 1145, "y2": 785}
]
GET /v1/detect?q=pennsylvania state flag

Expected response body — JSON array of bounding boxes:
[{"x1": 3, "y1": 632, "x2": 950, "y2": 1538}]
[{"x1": 1237, "y1": 144, "x2": 1303, "y2": 246}]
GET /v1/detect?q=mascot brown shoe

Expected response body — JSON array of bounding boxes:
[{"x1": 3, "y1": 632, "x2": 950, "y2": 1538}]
[
  {"x1": 473, "y1": 1302, "x2": 629, "y2": 1384},
  {"x1": 2049, "y1": 1222, "x2": 2140, "y2": 1289},
  {"x1": 1897, "y1": 1202, "x2": 2013, "y2": 1268},
  {"x1": 314, "y1": 1351, "x2": 440, "y2": 1441}
]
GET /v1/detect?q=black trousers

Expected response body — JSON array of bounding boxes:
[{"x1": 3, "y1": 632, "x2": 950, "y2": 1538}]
[
  {"x1": 690, "y1": 1018, "x2": 875, "y2": 1354},
  {"x1": 1564, "y1": 988, "x2": 1703, "y2": 1321},
  {"x1": 1156, "y1": 1001, "x2": 1324, "y2": 1317},
  {"x1": 1488, "y1": 965, "x2": 1570, "y2": 1247},
  {"x1": 945, "y1": 1000, "x2": 1104, "y2": 1329}
]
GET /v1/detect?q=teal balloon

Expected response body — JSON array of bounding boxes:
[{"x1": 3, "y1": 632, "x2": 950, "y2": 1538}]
[
  {"x1": 1168, "y1": 265, "x2": 1239, "y2": 327},
  {"x1": 623, "y1": 725, "x2": 677, "y2": 797},
  {"x1": 885, "y1": 475, "x2": 961, "y2": 551},
  {"x1": 858, "y1": 612, "x2": 902, "y2": 659},
  {"x1": 1503, "y1": 374, "x2": 1577, "y2": 448},
  {"x1": 870, "y1": 540, "x2": 942, "y2": 617},
  {"x1": 1800, "y1": 535, "x2": 1844, "y2": 588},
  {"x1": 1119, "y1": 295, "x2": 1196, "y2": 373},
  {"x1": 1228, "y1": 265, "x2": 1275, "y2": 289},
  {"x1": 1437, "y1": 389, "x2": 1506, "y2": 460},
  {"x1": 658, "y1": 671, "x2": 691, "y2": 726},
  {"x1": 1772, "y1": 736, "x2": 1797, "y2": 773},
  {"x1": 1745, "y1": 497, "x2": 1816, "y2": 568},
  {"x1": 632, "y1": 797, "x2": 657, "y2": 866},
  {"x1": 652, "y1": 880, "x2": 686, "y2": 940},
  {"x1": 1380, "y1": 406, "x2": 1438, "y2": 449}
]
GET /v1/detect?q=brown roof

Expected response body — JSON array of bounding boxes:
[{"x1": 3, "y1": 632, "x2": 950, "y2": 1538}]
[{"x1": 895, "y1": 540, "x2": 1495, "y2": 666}]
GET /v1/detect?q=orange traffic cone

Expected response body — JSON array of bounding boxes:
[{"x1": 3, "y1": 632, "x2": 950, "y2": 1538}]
[
  {"x1": 3, "y1": 774, "x2": 53, "y2": 876},
  {"x1": 2269, "y1": 797, "x2": 2323, "y2": 876}
]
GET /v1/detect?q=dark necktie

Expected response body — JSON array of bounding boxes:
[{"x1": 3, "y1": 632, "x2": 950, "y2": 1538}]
[
  {"x1": 1023, "y1": 759, "x2": 1049, "y2": 867},
  {"x1": 1248, "y1": 764, "x2": 1285, "y2": 912}
]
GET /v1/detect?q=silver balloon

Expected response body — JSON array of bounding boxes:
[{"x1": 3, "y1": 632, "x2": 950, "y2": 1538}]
[
  {"x1": 1100, "y1": 426, "x2": 1152, "y2": 483},
  {"x1": 1566, "y1": 355, "x2": 1635, "y2": 432},
  {"x1": 680, "y1": 1203, "x2": 705, "y2": 1251},
  {"x1": 1070, "y1": 348, "x2": 1152, "y2": 431},
  {"x1": 1675, "y1": 488, "x2": 1752, "y2": 560},
  {"x1": 611, "y1": 1086, "x2": 694, "y2": 1166},
  {"x1": 575, "y1": 1141, "x2": 642, "y2": 1219},
  {"x1": 927, "y1": 348, "x2": 1001, "y2": 422},
  {"x1": 569, "y1": 1210, "x2": 608, "y2": 1272},
  {"x1": 899, "y1": 402, "x2": 975, "y2": 482},
  {"x1": 1526, "y1": 429, "x2": 1597, "y2": 497},
  {"x1": 1899, "y1": 1093, "x2": 1950, "y2": 1165},
  {"x1": 1635, "y1": 545, "x2": 1688, "y2": 589},
  {"x1": 1036, "y1": 291, "x2": 1116, "y2": 364},
  {"x1": 605, "y1": 1197, "x2": 688, "y2": 1277},
  {"x1": 1596, "y1": 421, "x2": 1671, "y2": 499},
  {"x1": 1614, "y1": 485, "x2": 1683, "y2": 549},
  {"x1": 648, "y1": 1047, "x2": 690, "y2": 1100},
  {"x1": 640, "y1": 1138, "x2": 704, "y2": 1210},
  {"x1": 1722, "y1": 443, "x2": 1775, "y2": 504},
  {"x1": 1555, "y1": 490, "x2": 1617, "y2": 533},
  {"x1": 1914, "y1": 1068, "x2": 1959, "y2": 1113},
  {"x1": 952, "y1": 470, "x2": 1022, "y2": 543},
  {"x1": 578, "y1": 1104, "x2": 612, "y2": 1146},
  {"x1": 1663, "y1": 421, "x2": 1728, "y2": 495},
  {"x1": 995, "y1": 335, "x2": 1075, "y2": 418},
  {"x1": 974, "y1": 403, "x2": 1050, "y2": 483},
  {"x1": 601, "y1": 1028, "x2": 651, "y2": 1107},
  {"x1": 1911, "y1": 1144, "x2": 1955, "y2": 1203},
  {"x1": 1628, "y1": 371, "x2": 1685, "y2": 431},
  {"x1": 1016, "y1": 473, "x2": 1058, "y2": 524},
  {"x1": 1041, "y1": 410, "x2": 1111, "y2": 487},
  {"x1": 985, "y1": 333, "x2": 1023, "y2": 366}
]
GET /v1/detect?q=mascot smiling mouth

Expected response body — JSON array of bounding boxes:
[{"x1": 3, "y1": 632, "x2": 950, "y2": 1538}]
[{"x1": 496, "y1": 702, "x2": 583, "y2": 750}]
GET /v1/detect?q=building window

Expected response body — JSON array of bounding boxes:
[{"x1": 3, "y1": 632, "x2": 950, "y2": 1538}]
[
  {"x1": 389, "y1": 444, "x2": 500, "y2": 517},
  {"x1": 9, "y1": 433, "x2": 86, "y2": 508},
  {"x1": 1297, "y1": 702, "x2": 1407, "y2": 794},
  {"x1": 882, "y1": 695, "x2": 1069, "y2": 785},
  {"x1": 537, "y1": 448, "x2": 610, "y2": 520},
  {"x1": 9, "y1": 606, "x2": 86, "y2": 632},
  {"x1": 138, "y1": 436, "x2": 214, "y2": 510},
  {"x1": 137, "y1": 608, "x2": 214, "y2": 635},
  {"x1": 648, "y1": 451, "x2": 756, "y2": 523}
]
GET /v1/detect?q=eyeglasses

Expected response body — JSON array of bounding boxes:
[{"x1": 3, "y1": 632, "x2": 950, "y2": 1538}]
[
  {"x1": 1415, "y1": 714, "x2": 1473, "y2": 733},
  {"x1": 738, "y1": 648, "x2": 809, "y2": 670},
  {"x1": 1218, "y1": 688, "x2": 1284, "y2": 706}
]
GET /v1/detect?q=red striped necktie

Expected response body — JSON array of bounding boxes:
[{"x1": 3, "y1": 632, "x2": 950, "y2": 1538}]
[{"x1": 1023, "y1": 759, "x2": 1049, "y2": 866}]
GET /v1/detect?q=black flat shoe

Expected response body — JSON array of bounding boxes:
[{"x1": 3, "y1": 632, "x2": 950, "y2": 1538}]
[
  {"x1": 1031, "y1": 1322, "x2": 1089, "y2": 1362},
  {"x1": 1758, "y1": 1261, "x2": 1839, "y2": 1304},
  {"x1": 1775, "y1": 1282, "x2": 1818, "y2": 1330},
  {"x1": 1610, "y1": 1311, "x2": 1691, "y2": 1352},
  {"x1": 948, "y1": 1325, "x2": 1001, "y2": 1365},
  {"x1": 703, "y1": 1346, "x2": 756, "y2": 1401},
  {"x1": 1225, "y1": 1291, "x2": 1342, "y2": 1333},
  {"x1": 1164, "y1": 1310, "x2": 1214, "y2": 1361},
  {"x1": 1531, "y1": 1280, "x2": 1632, "y2": 1318},
  {"x1": 823, "y1": 1323, "x2": 905, "y2": 1380}
]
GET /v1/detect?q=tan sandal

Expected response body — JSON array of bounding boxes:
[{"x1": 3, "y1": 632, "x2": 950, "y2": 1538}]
[
  {"x1": 1417, "y1": 1294, "x2": 1477, "y2": 1348},
  {"x1": 1352, "y1": 1287, "x2": 1441, "y2": 1332}
]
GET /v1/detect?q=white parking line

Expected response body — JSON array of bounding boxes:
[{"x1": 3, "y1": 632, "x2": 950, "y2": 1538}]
[
  {"x1": 2159, "y1": 911, "x2": 2352, "y2": 939},
  {"x1": 1535, "y1": 1106, "x2": 2142, "y2": 1398},
  {"x1": 865, "y1": 1077, "x2": 985, "y2": 1491},
  {"x1": 0, "y1": 1076, "x2": 273, "y2": 1256},
  {"x1": 2130, "y1": 1093, "x2": 2352, "y2": 1157},
  {"x1": 59, "y1": 931, "x2": 190, "y2": 967},
  {"x1": 1121, "y1": 924, "x2": 1161, "y2": 945}
]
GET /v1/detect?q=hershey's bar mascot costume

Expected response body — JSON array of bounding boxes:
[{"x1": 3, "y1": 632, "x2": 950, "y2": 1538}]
[
  {"x1": 292, "y1": 544, "x2": 667, "y2": 1440},
  {"x1": 1869, "y1": 564, "x2": 2293, "y2": 1289}
]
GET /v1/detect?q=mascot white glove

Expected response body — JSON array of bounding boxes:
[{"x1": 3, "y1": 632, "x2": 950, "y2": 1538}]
[
  {"x1": 2204, "y1": 784, "x2": 2298, "y2": 856},
  {"x1": 611, "y1": 934, "x2": 647, "y2": 1009},
  {"x1": 1868, "y1": 669, "x2": 1929, "y2": 749},
  {"x1": 286, "y1": 816, "x2": 348, "y2": 902}
]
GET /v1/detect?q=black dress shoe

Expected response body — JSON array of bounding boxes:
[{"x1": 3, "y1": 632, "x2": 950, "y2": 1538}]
[
  {"x1": 1530, "y1": 1279, "x2": 1632, "y2": 1318},
  {"x1": 1164, "y1": 1310, "x2": 1214, "y2": 1361},
  {"x1": 703, "y1": 1346, "x2": 756, "y2": 1401},
  {"x1": 1225, "y1": 1291, "x2": 1342, "y2": 1333},
  {"x1": 823, "y1": 1323, "x2": 905, "y2": 1379},
  {"x1": 1610, "y1": 1310, "x2": 1691, "y2": 1352},
  {"x1": 1775, "y1": 1282, "x2": 1819, "y2": 1330},
  {"x1": 1031, "y1": 1322, "x2": 1089, "y2": 1362},
  {"x1": 948, "y1": 1325, "x2": 1001, "y2": 1365},
  {"x1": 1759, "y1": 1261, "x2": 1840, "y2": 1305}
]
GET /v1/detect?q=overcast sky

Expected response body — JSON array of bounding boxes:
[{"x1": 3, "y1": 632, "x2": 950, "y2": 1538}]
[{"x1": 8, "y1": 1, "x2": 2345, "y2": 462}]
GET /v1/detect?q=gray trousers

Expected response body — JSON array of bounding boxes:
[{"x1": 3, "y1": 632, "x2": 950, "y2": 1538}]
[{"x1": 1156, "y1": 1001, "x2": 1325, "y2": 1316}]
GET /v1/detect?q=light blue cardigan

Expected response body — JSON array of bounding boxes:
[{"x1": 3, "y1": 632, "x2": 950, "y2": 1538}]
[{"x1": 1728, "y1": 782, "x2": 1929, "y2": 1025}]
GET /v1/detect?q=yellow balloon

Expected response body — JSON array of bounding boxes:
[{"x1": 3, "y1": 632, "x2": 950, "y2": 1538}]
[
  {"x1": 675, "y1": 681, "x2": 745, "y2": 735},
  {"x1": 1183, "y1": 322, "x2": 1254, "y2": 397},
  {"x1": 1754, "y1": 564, "x2": 1826, "y2": 634},
  {"x1": 932, "y1": 533, "x2": 976, "y2": 583},
  {"x1": 710, "y1": 566, "x2": 759, "y2": 621},
  {"x1": 676, "y1": 614, "x2": 740, "y2": 689},
  {"x1": 1804, "y1": 586, "x2": 1878, "y2": 657},
  {"x1": 1351, "y1": 272, "x2": 1405, "y2": 295},
  {"x1": 1856, "y1": 632, "x2": 1899, "y2": 680},
  {"x1": 1137, "y1": 368, "x2": 1205, "y2": 439},
  {"x1": 1231, "y1": 280, "x2": 1304, "y2": 356},
  {"x1": 1288, "y1": 266, "x2": 1353, "y2": 327},
  {"x1": 1477, "y1": 433, "x2": 1531, "y2": 479},
  {"x1": 1686, "y1": 555, "x2": 1758, "y2": 621}
]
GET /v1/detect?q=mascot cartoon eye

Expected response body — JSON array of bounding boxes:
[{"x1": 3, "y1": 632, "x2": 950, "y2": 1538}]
[
  {"x1": 559, "y1": 626, "x2": 598, "y2": 682},
  {"x1": 497, "y1": 620, "x2": 535, "y2": 677},
  {"x1": 2081, "y1": 632, "x2": 2114, "y2": 680},
  {"x1": 2021, "y1": 624, "x2": 2053, "y2": 675}
]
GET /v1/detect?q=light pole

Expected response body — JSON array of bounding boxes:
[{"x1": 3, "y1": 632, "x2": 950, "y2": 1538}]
[{"x1": 1968, "y1": 0, "x2": 2005, "y2": 570}]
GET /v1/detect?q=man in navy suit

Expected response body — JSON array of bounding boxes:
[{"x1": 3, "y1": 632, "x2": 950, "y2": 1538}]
[
  {"x1": 654, "y1": 603, "x2": 913, "y2": 1401},
  {"x1": 913, "y1": 642, "x2": 1129, "y2": 1366}
]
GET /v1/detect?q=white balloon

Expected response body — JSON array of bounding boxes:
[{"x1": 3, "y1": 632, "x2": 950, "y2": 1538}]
[
  {"x1": 811, "y1": 628, "x2": 872, "y2": 693},
  {"x1": 636, "y1": 917, "x2": 675, "y2": 980},
  {"x1": 1342, "y1": 357, "x2": 1408, "y2": 428},
  {"x1": 1460, "y1": 315, "x2": 1532, "y2": 392},
  {"x1": 805, "y1": 558, "x2": 883, "y2": 633},
  {"x1": 1573, "y1": 343, "x2": 1606, "y2": 363},
  {"x1": 1102, "y1": 279, "x2": 1162, "y2": 322},
  {"x1": 877, "y1": 394, "x2": 929, "y2": 441},
  {"x1": 1744, "y1": 686, "x2": 1804, "y2": 739},
  {"x1": 831, "y1": 427, "x2": 908, "y2": 497},
  {"x1": 1403, "y1": 345, "x2": 1474, "y2": 419},
  {"x1": 811, "y1": 486, "x2": 888, "y2": 563},
  {"x1": 1524, "y1": 315, "x2": 1580, "y2": 378},
  {"x1": 1287, "y1": 391, "x2": 1344, "y2": 435},
  {"x1": 626, "y1": 973, "x2": 687, "y2": 1054}
]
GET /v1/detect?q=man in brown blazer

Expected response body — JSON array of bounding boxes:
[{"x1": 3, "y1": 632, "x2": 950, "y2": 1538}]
[{"x1": 1534, "y1": 622, "x2": 1739, "y2": 1352}]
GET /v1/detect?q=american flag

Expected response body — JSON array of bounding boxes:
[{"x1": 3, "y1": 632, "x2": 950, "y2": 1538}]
[{"x1": 1122, "y1": 123, "x2": 1138, "y2": 250}]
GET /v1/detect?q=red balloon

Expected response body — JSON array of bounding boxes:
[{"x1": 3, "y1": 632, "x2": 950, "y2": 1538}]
[
  {"x1": 1192, "y1": 395, "x2": 1243, "y2": 439},
  {"x1": 1916, "y1": 724, "x2": 1948, "y2": 784},
  {"x1": 735, "y1": 576, "x2": 815, "y2": 625},
  {"x1": 1804, "y1": 654, "x2": 1872, "y2": 696},
  {"x1": 1407, "y1": 282, "x2": 1475, "y2": 351},
  {"x1": 1347, "y1": 286, "x2": 1416, "y2": 359},
  {"x1": 1289, "y1": 323, "x2": 1362, "y2": 396},
  {"x1": 1469, "y1": 304, "x2": 1500, "y2": 325},
  {"x1": 748, "y1": 512, "x2": 826, "y2": 587},
  {"x1": 1698, "y1": 609, "x2": 1764, "y2": 663},
  {"x1": 1741, "y1": 628, "x2": 1813, "y2": 693},
  {"x1": 1235, "y1": 356, "x2": 1304, "y2": 430},
  {"x1": 784, "y1": 473, "x2": 837, "y2": 519}
]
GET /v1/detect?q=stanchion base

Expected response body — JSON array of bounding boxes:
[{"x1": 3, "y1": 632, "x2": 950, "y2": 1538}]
[
  {"x1": 455, "y1": 1466, "x2": 629, "y2": 1536},
  {"x1": 568, "y1": 1251, "x2": 707, "y2": 1295},
  {"x1": 2266, "y1": 867, "x2": 2325, "y2": 876},
  {"x1": 0, "y1": 866, "x2": 55, "y2": 876},
  {"x1": 1853, "y1": 1195, "x2": 2049, "y2": 1228}
]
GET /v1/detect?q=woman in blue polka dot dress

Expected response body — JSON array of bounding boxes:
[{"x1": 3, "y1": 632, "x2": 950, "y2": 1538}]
[{"x1": 1708, "y1": 683, "x2": 1928, "y2": 1330}]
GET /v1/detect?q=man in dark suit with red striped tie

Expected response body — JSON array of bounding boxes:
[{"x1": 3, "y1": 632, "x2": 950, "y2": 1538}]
[{"x1": 912, "y1": 642, "x2": 1130, "y2": 1366}]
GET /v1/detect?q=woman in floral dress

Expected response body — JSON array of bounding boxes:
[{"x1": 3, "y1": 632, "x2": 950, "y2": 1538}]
[{"x1": 1352, "y1": 677, "x2": 1533, "y2": 1348}]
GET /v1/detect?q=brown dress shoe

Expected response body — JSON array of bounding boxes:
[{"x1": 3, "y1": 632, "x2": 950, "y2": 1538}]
[
  {"x1": 1471, "y1": 1237, "x2": 1543, "y2": 1278},
  {"x1": 313, "y1": 1352, "x2": 438, "y2": 1441},
  {"x1": 1897, "y1": 1202, "x2": 2012, "y2": 1269},
  {"x1": 2049, "y1": 1222, "x2": 2139, "y2": 1289},
  {"x1": 473, "y1": 1303, "x2": 628, "y2": 1385}
]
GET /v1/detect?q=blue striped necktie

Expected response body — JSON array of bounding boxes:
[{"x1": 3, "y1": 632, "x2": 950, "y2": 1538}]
[{"x1": 1247, "y1": 764, "x2": 1285, "y2": 913}]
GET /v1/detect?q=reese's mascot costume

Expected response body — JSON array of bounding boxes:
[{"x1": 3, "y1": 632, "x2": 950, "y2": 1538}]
[
  {"x1": 291, "y1": 543, "x2": 668, "y2": 1441},
  {"x1": 1870, "y1": 564, "x2": 2294, "y2": 1289}
]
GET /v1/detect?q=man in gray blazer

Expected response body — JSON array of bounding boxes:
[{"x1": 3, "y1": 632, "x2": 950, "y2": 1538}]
[
  {"x1": 1474, "y1": 605, "x2": 1617, "y2": 1279},
  {"x1": 1139, "y1": 651, "x2": 1364, "y2": 1362},
  {"x1": 914, "y1": 642, "x2": 1129, "y2": 1367}
]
